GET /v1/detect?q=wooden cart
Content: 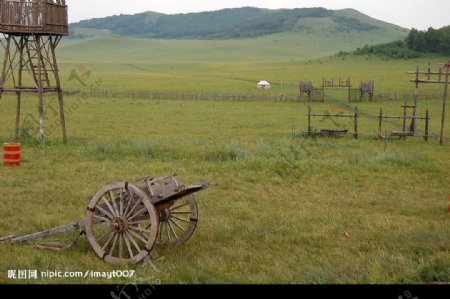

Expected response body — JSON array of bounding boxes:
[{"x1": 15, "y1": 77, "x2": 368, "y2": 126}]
[{"x1": 0, "y1": 174, "x2": 209, "y2": 264}]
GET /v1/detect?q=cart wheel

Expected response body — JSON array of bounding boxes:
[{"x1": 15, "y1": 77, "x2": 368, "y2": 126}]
[
  {"x1": 85, "y1": 182, "x2": 158, "y2": 264},
  {"x1": 156, "y1": 194, "x2": 198, "y2": 246}
]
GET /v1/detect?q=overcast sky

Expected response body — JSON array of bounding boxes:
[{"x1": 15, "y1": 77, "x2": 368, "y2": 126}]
[{"x1": 68, "y1": 0, "x2": 449, "y2": 30}]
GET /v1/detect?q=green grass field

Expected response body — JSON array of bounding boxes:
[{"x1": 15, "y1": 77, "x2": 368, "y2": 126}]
[
  {"x1": 0, "y1": 35, "x2": 449, "y2": 284},
  {"x1": 54, "y1": 35, "x2": 444, "y2": 96}
]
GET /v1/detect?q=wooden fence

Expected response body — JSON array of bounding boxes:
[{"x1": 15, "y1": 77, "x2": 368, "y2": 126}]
[
  {"x1": 1, "y1": 89, "x2": 445, "y2": 103},
  {"x1": 63, "y1": 90, "x2": 303, "y2": 102},
  {"x1": 349, "y1": 91, "x2": 443, "y2": 102}
]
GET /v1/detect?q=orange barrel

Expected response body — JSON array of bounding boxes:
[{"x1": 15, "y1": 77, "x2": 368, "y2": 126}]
[{"x1": 3, "y1": 143, "x2": 20, "y2": 166}]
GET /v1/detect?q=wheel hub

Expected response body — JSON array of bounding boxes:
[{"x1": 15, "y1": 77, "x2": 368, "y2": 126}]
[
  {"x1": 159, "y1": 209, "x2": 170, "y2": 221},
  {"x1": 111, "y1": 217, "x2": 128, "y2": 233}
]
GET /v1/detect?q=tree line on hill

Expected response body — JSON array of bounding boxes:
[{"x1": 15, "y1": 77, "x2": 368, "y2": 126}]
[
  {"x1": 69, "y1": 7, "x2": 382, "y2": 40},
  {"x1": 353, "y1": 26, "x2": 450, "y2": 58}
]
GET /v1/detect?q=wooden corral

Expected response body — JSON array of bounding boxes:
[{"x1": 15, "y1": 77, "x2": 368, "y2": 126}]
[
  {"x1": 0, "y1": 0, "x2": 68, "y2": 35},
  {"x1": 408, "y1": 62, "x2": 449, "y2": 145},
  {"x1": 321, "y1": 77, "x2": 351, "y2": 88},
  {"x1": 349, "y1": 80, "x2": 375, "y2": 102},
  {"x1": 321, "y1": 77, "x2": 352, "y2": 101},
  {"x1": 298, "y1": 81, "x2": 324, "y2": 102},
  {"x1": 305, "y1": 106, "x2": 359, "y2": 139},
  {"x1": 299, "y1": 81, "x2": 313, "y2": 94},
  {"x1": 377, "y1": 102, "x2": 430, "y2": 141},
  {"x1": 360, "y1": 80, "x2": 374, "y2": 94}
]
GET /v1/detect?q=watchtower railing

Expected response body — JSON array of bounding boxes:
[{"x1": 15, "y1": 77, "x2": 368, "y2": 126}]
[{"x1": 0, "y1": 0, "x2": 68, "y2": 35}]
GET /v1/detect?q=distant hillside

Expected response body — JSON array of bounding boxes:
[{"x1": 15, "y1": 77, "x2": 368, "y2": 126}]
[{"x1": 69, "y1": 7, "x2": 407, "y2": 40}]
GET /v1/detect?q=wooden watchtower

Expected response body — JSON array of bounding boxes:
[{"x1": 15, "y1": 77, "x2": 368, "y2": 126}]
[{"x1": 0, "y1": 0, "x2": 68, "y2": 144}]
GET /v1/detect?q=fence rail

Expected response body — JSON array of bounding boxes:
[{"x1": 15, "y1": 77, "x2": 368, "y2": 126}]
[
  {"x1": 0, "y1": 89, "x2": 445, "y2": 103},
  {"x1": 349, "y1": 91, "x2": 444, "y2": 102}
]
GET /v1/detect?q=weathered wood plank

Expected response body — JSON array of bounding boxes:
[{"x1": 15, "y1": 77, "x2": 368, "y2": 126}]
[{"x1": 391, "y1": 131, "x2": 414, "y2": 137}]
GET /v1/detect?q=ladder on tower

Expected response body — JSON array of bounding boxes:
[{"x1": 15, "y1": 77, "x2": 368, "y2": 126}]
[{"x1": 24, "y1": 35, "x2": 52, "y2": 90}]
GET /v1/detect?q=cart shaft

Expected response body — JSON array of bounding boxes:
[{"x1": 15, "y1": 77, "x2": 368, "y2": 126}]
[{"x1": 1, "y1": 220, "x2": 84, "y2": 244}]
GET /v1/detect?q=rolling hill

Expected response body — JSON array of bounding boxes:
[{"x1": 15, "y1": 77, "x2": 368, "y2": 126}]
[
  {"x1": 69, "y1": 7, "x2": 408, "y2": 40},
  {"x1": 60, "y1": 8, "x2": 409, "y2": 64}
]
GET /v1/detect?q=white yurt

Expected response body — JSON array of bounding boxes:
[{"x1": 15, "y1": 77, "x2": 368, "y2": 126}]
[{"x1": 257, "y1": 80, "x2": 271, "y2": 89}]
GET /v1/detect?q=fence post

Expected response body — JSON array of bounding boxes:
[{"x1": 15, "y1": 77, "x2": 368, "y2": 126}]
[
  {"x1": 378, "y1": 108, "x2": 383, "y2": 140},
  {"x1": 440, "y1": 62, "x2": 449, "y2": 145},
  {"x1": 307, "y1": 106, "x2": 312, "y2": 136},
  {"x1": 402, "y1": 101, "x2": 407, "y2": 133}
]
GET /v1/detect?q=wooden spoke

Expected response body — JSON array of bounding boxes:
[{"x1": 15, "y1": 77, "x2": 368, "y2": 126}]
[
  {"x1": 123, "y1": 232, "x2": 134, "y2": 258},
  {"x1": 97, "y1": 229, "x2": 113, "y2": 243},
  {"x1": 167, "y1": 220, "x2": 178, "y2": 239},
  {"x1": 127, "y1": 206, "x2": 148, "y2": 221},
  {"x1": 94, "y1": 214, "x2": 110, "y2": 223},
  {"x1": 170, "y1": 202, "x2": 190, "y2": 211},
  {"x1": 128, "y1": 219, "x2": 152, "y2": 225},
  {"x1": 95, "y1": 205, "x2": 114, "y2": 220},
  {"x1": 169, "y1": 217, "x2": 186, "y2": 232},
  {"x1": 129, "y1": 225, "x2": 153, "y2": 234},
  {"x1": 119, "y1": 233, "x2": 123, "y2": 259},
  {"x1": 109, "y1": 233, "x2": 119, "y2": 254},
  {"x1": 171, "y1": 215, "x2": 191, "y2": 224},
  {"x1": 122, "y1": 189, "x2": 134, "y2": 217},
  {"x1": 128, "y1": 228, "x2": 149, "y2": 244},
  {"x1": 119, "y1": 191, "x2": 124, "y2": 216},
  {"x1": 170, "y1": 211, "x2": 192, "y2": 215},
  {"x1": 165, "y1": 222, "x2": 172, "y2": 243},
  {"x1": 102, "y1": 233, "x2": 115, "y2": 250},
  {"x1": 168, "y1": 217, "x2": 188, "y2": 230},
  {"x1": 110, "y1": 191, "x2": 120, "y2": 217},
  {"x1": 125, "y1": 195, "x2": 143, "y2": 219},
  {"x1": 125, "y1": 231, "x2": 141, "y2": 253},
  {"x1": 158, "y1": 222, "x2": 164, "y2": 243},
  {"x1": 102, "y1": 196, "x2": 117, "y2": 217}
]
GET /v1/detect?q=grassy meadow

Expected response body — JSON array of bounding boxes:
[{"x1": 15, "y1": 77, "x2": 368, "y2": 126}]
[
  {"x1": 54, "y1": 35, "x2": 444, "y2": 95},
  {"x1": 0, "y1": 34, "x2": 449, "y2": 284}
]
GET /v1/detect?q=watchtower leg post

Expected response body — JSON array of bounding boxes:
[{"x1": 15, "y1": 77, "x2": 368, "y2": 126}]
[
  {"x1": 15, "y1": 37, "x2": 25, "y2": 140},
  {"x1": 15, "y1": 91, "x2": 21, "y2": 140},
  {"x1": 35, "y1": 35, "x2": 45, "y2": 145},
  {"x1": 0, "y1": 35, "x2": 11, "y2": 99},
  {"x1": 37, "y1": 92, "x2": 44, "y2": 144},
  {"x1": 50, "y1": 36, "x2": 67, "y2": 143}
]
